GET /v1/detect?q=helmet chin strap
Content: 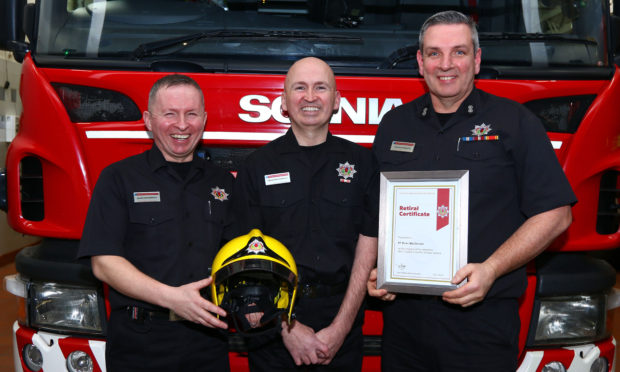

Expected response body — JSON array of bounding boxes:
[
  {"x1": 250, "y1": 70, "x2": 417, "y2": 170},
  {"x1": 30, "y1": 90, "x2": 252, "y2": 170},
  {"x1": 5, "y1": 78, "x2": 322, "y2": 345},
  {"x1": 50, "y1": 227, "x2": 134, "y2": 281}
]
[{"x1": 222, "y1": 283, "x2": 286, "y2": 337}]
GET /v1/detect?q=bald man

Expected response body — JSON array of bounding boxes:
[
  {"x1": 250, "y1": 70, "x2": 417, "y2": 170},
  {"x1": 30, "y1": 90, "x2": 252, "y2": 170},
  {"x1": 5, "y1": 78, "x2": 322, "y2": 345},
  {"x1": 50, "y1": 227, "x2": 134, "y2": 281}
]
[{"x1": 232, "y1": 57, "x2": 379, "y2": 371}]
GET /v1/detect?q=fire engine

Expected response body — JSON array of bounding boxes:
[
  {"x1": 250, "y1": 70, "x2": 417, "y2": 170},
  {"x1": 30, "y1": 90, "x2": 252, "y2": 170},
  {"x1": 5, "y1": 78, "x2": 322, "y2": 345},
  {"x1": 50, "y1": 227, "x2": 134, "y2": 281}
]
[{"x1": 1, "y1": 0, "x2": 619, "y2": 371}]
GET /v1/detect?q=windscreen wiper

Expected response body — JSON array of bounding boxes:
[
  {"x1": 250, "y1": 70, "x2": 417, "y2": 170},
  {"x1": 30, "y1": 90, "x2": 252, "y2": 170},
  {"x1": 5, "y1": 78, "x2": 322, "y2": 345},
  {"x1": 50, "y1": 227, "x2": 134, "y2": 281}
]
[
  {"x1": 480, "y1": 32, "x2": 597, "y2": 46},
  {"x1": 132, "y1": 30, "x2": 362, "y2": 59}
]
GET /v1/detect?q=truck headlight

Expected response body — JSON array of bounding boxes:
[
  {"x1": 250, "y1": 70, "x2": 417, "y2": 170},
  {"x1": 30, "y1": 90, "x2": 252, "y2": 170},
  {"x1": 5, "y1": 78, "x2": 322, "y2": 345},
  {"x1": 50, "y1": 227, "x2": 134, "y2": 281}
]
[
  {"x1": 28, "y1": 282, "x2": 104, "y2": 335},
  {"x1": 533, "y1": 295, "x2": 606, "y2": 345}
]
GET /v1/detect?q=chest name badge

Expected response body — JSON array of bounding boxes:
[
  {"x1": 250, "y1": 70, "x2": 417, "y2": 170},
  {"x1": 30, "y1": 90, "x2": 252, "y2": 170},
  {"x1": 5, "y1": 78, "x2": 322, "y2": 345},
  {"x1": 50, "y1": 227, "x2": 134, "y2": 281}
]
[
  {"x1": 265, "y1": 172, "x2": 291, "y2": 186},
  {"x1": 337, "y1": 162, "x2": 357, "y2": 183},
  {"x1": 390, "y1": 141, "x2": 415, "y2": 153},
  {"x1": 211, "y1": 186, "x2": 229, "y2": 202},
  {"x1": 134, "y1": 191, "x2": 161, "y2": 203}
]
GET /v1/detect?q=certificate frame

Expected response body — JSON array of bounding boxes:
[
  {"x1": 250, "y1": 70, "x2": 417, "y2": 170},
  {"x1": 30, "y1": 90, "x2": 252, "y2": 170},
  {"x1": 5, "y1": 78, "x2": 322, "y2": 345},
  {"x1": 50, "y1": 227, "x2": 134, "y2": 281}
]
[{"x1": 377, "y1": 170, "x2": 469, "y2": 295}]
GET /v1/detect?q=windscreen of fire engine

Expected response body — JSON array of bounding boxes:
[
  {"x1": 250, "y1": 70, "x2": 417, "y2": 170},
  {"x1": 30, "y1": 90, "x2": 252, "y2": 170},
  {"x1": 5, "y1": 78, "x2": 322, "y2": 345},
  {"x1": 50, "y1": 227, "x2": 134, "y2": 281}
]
[{"x1": 35, "y1": 0, "x2": 610, "y2": 70}]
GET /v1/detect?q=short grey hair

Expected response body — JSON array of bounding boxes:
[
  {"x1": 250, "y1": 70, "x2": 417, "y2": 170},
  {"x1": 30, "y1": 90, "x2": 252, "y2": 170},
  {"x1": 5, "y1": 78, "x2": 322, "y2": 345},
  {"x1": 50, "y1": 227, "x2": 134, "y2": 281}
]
[
  {"x1": 419, "y1": 11, "x2": 479, "y2": 52},
  {"x1": 148, "y1": 74, "x2": 204, "y2": 112}
]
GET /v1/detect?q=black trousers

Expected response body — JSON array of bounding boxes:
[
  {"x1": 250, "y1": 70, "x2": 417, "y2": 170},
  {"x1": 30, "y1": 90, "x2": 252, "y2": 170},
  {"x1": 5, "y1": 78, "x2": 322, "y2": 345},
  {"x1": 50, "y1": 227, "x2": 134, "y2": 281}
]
[
  {"x1": 106, "y1": 308, "x2": 230, "y2": 372},
  {"x1": 381, "y1": 296, "x2": 520, "y2": 372},
  {"x1": 248, "y1": 294, "x2": 364, "y2": 372}
]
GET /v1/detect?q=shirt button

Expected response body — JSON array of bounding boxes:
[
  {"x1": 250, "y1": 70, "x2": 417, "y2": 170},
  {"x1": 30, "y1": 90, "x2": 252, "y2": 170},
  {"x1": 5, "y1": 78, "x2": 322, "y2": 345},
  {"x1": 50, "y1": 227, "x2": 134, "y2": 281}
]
[{"x1": 150, "y1": 217, "x2": 156, "y2": 224}]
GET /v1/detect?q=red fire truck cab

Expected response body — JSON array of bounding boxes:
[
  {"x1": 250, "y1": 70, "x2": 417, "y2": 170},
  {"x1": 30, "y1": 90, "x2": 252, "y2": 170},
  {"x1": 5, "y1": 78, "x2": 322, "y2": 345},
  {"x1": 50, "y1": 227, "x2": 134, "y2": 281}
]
[{"x1": 1, "y1": 1, "x2": 620, "y2": 371}]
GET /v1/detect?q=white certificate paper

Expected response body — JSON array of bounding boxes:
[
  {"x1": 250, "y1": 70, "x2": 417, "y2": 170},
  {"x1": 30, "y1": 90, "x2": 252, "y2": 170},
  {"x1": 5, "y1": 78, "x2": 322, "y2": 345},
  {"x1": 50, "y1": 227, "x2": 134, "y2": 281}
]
[{"x1": 377, "y1": 170, "x2": 469, "y2": 295}]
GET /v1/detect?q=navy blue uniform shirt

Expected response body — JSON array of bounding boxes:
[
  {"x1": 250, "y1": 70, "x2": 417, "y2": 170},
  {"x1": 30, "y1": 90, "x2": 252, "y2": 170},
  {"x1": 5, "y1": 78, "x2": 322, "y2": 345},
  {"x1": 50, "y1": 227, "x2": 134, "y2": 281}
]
[
  {"x1": 233, "y1": 129, "x2": 379, "y2": 280},
  {"x1": 78, "y1": 145, "x2": 234, "y2": 310},
  {"x1": 373, "y1": 88, "x2": 576, "y2": 298}
]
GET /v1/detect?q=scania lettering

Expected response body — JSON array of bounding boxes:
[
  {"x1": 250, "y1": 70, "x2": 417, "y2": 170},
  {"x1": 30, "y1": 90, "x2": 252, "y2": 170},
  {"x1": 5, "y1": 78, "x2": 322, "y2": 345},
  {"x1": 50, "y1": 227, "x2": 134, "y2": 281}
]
[
  {"x1": 238, "y1": 94, "x2": 402, "y2": 124},
  {"x1": 0, "y1": 1, "x2": 619, "y2": 371}
]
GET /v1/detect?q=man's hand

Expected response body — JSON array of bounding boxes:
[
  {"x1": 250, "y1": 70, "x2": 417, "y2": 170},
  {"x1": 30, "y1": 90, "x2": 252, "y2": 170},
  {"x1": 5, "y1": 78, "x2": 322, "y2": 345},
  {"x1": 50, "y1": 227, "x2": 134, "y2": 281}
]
[
  {"x1": 166, "y1": 277, "x2": 228, "y2": 329},
  {"x1": 315, "y1": 324, "x2": 347, "y2": 365},
  {"x1": 367, "y1": 268, "x2": 396, "y2": 301},
  {"x1": 442, "y1": 206, "x2": 573, "y2": 308},
  {"x1": 92, "y1": 256, "x2": 228, "y2": 328},
  {"x1": 441, "y1": 262, "x2": 497, "y2": 307},
  {"x1": 281, "y1": 320, "x2": 329, "y2": 366}
]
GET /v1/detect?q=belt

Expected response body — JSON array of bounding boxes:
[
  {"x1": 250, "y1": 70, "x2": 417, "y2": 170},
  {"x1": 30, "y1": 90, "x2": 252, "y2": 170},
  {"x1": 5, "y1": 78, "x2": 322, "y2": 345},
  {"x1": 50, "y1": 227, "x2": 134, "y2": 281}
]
[
  {"x1": 126, "y1": 306, "x2": 184, "y2": 322},
  {"x1": 299, "y1": 281, "x2": 348, "y2": 298}
]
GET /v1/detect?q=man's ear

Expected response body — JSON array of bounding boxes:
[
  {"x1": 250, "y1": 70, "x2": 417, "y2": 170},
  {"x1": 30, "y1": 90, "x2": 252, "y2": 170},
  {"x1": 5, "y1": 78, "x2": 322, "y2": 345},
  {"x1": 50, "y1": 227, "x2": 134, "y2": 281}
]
[
  {"x1": 281, "y1": 91, "x2": 288, "y2": 112},
  {"x1": 416, "y1": 50, "x2": 424, "y2": 77},
  {"x1": 333, "y1": 90, "x2": 341, "y2": 114},
  {"x1": 143, "y1": 111, "x2": 152, "y2": 131}
]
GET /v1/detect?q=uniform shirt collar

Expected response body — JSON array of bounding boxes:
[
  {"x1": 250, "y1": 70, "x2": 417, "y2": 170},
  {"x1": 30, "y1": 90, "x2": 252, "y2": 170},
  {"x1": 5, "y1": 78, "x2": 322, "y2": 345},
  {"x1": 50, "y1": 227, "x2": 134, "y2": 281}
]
[
  {"x1": 146, "y1": 144, "x2": 205, "y2": 173},
  {"x1": 278, "y1": 127, "x2": 342, "y2": 154},
  {"x1": 415, "y1": 87, "x2": 481, "y2": 119}
]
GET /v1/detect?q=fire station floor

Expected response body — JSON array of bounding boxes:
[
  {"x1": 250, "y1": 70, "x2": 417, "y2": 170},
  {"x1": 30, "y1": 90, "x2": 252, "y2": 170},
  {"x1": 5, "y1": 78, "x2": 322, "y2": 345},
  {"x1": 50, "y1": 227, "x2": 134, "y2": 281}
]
[
  {"x1": 1, "y1": 262, "x2": 620, "y2": 371},
  {"x1": 0, "y1": 263, "x2": 19, "y2": 371}
]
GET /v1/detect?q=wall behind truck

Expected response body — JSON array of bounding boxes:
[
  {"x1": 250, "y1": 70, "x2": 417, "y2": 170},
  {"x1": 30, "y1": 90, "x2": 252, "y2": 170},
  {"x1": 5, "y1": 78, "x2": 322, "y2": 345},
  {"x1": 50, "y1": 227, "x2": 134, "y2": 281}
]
[{"x1": 0, "y1": 50, "x2": 39, "y2": 262}]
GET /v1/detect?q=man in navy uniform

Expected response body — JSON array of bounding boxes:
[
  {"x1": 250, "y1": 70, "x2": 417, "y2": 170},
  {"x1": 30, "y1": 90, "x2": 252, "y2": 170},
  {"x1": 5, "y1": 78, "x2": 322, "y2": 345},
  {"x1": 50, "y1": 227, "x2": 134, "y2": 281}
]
[
  {"x1": 78, "y1": 74, "x2": 232, "y2": 372},
  {"x1": 369, "y1": 11, "x2": 576, "y2": 371},
  {"x1": 233, "y1": 57, "x2": 379, "y2": 371}
]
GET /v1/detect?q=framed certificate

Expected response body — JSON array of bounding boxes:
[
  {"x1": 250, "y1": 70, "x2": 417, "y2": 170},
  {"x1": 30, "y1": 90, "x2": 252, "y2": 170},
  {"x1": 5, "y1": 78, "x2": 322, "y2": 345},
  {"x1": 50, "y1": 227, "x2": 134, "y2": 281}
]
[{"x1": 377, "y1": 170, "x2": 469, "y2": 295}]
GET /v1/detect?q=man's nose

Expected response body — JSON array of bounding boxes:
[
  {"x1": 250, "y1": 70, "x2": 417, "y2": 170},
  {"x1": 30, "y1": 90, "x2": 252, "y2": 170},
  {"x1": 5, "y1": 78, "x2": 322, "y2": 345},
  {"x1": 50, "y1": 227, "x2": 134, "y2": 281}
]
[
  {"x1": 175, "y1": 115, "x2": 190, "y2": 129},
  {"x1": 304, "y1": 89, "x2": 316, "y2": 101},
  {"x1": 440, "y1": 54, "x2": 453, "y2": 69}
]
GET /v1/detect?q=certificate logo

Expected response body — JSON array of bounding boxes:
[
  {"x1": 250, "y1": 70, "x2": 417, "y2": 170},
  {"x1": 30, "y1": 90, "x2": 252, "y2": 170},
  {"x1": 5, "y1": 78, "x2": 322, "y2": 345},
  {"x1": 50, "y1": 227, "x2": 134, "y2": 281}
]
[
  {"x1": 437, "y1": 188, "x2": 450, "y2": 231},
  {"x1": 437, "y1": 205, "x2": 449, "y2": 219}
]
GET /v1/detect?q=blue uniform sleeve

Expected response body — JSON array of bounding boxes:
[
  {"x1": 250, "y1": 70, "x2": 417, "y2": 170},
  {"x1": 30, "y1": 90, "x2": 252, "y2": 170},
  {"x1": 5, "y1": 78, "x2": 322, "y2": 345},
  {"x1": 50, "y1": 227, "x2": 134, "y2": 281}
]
[{"x1": 77, "y1": 166, "x2": 129, "y2": 259}]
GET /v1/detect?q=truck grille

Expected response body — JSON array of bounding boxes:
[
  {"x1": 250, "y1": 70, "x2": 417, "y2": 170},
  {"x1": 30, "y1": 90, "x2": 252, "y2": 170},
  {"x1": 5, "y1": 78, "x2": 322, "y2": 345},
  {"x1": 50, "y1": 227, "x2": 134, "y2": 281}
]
[
  {"x1": 596, "y1": 170, "x2": 620, "y2": 234},
  {"x1": 20, "y1": 156, "x2": 44, "y2": 221}
]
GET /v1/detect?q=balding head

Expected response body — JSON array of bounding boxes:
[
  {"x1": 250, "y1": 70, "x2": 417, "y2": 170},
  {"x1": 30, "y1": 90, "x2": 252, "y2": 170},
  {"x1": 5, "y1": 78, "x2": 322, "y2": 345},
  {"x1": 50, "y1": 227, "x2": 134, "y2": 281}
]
[
  {"x1": 281, "y1": 57, "x2": 340, "y2": 145},
  {"x1": 284, "y1": 57, "x2": 337, "y2": 92}
]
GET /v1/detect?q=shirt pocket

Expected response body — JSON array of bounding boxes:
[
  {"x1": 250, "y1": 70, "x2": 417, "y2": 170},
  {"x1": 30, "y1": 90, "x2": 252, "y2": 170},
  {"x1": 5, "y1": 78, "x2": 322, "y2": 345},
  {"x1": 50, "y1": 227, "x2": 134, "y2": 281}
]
[
  {"x1": 378, "y1": 144, "x2": 424, "y2": 171},
  {"x1": 126, "y1": 202, "x2": 176, "y2": 262},
  {"x1": 256, "y1": 185, "x2": 305, "y2": 241},
  {"x1": 204, "y1": 199, "x2": 228, "y2": 225},
  {"x1": 455, "y1": 140, "x2": 504, "y2": 161},
  {"x1": 455, "y1": 140, "x2": 512, "y2": 194},
  {"x1": 200, "y1": 199, "x2": 230, "y2": 253},
  {"x1": 319, "y1": 186, "x2": 363, "y2": 239}
]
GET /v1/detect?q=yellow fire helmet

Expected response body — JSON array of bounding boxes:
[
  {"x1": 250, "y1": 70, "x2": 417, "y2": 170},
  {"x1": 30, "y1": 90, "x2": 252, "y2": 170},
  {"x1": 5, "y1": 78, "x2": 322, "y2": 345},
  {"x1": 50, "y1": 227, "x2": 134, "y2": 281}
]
[{"x1": 211, "y1": 229, "x2": 298, "y2": 335}]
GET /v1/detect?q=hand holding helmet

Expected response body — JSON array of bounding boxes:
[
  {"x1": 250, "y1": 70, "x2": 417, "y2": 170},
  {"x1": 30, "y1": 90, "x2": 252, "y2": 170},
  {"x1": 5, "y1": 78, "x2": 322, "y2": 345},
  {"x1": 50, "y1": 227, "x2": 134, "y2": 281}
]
[{"x1": 211, "y1": 229, "x2": 298, "y2": 335}]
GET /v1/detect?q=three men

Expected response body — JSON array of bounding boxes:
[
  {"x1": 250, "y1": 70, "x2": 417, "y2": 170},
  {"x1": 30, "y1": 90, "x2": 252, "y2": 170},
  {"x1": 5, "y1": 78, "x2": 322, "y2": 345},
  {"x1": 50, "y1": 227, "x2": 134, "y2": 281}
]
[{"x1": 79, "y1": 12, "x2": 577, "y2": 369}]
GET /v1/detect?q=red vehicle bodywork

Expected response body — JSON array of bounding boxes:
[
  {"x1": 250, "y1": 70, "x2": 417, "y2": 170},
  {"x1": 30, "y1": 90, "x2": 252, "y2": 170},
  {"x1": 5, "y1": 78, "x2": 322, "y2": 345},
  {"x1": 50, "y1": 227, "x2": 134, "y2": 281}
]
[
  {"x1": 5, "y1": 53, "x2": 620, "y2": 371},
  {"x1": 9, "y1": 59, "x2": 620, "y2": 248}
]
